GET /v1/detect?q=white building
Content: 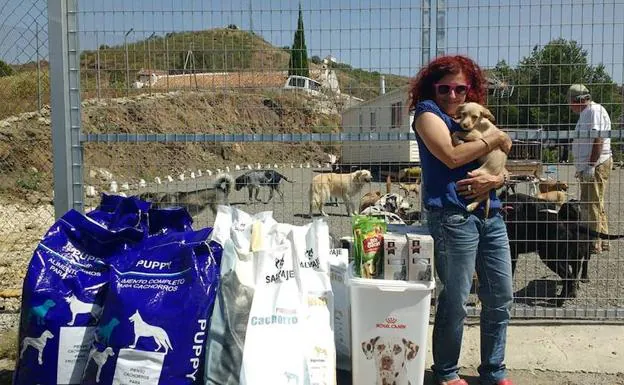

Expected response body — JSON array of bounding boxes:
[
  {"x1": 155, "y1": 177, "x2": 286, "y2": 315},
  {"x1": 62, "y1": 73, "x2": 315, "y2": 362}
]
[{"x1": 340, "y1": 85, "x2": 419, "y2": 165}]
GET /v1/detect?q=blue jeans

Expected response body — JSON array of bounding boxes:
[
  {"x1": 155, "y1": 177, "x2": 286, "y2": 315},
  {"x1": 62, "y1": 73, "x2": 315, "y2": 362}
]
[{"x1": 427, "y1": 207, "x2": 513, "y2": 385}]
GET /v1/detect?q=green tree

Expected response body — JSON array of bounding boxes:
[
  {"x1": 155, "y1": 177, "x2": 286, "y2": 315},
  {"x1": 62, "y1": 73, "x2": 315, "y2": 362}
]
[
  {"x1": 0, "y1": 59, "x2": 14, "y2": 77},
  {"x1": 488, "y1": 39, "x2": 622, "y2": 132},
  {"x1": 288, "y1": 3, "x2": 310, "y2": 77}
]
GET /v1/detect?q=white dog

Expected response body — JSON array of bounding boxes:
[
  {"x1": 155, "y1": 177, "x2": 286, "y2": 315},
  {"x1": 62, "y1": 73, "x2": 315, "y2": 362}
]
[
  {"x1": 87, "y1": 346, "x2": 115, "y2": 383},
  {"x1": 453, "y1": 102, "x2": 507, "y2": 216},
  {"x1": 65, "y1": 294, "x2": 102, "y2": 326},
  {"x1": 309, "y1": 169, "x2": 373, "y2": 217},
  {"x1": 129, "y1": 310, "x2": 173, "y2": 353},
  {"x1": 20, "y1": 330, "x2": 54, "y2": 365},
  {"x1": 361, "y1": 336, "x2": 419, "y2": 385}
]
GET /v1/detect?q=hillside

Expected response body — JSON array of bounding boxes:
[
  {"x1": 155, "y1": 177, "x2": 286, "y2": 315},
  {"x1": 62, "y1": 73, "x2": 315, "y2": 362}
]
[
  {"x1": 79, "y1": 28, "x2": 409, "y2": 100},
  {"x1": 0, "y1": 90, "x2": 341, "y2": 202}
]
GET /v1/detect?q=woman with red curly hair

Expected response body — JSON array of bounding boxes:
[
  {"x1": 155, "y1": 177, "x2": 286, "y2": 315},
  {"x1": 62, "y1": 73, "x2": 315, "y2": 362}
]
[{"x1": 410, "y1": 55, "x2": 514, "y2": 385}]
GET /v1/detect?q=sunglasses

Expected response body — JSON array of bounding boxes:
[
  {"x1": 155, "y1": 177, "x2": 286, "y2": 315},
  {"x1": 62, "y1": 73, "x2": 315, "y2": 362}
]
[{"x1": 434, "y1": 82, "x2": 470, "y2": 96}]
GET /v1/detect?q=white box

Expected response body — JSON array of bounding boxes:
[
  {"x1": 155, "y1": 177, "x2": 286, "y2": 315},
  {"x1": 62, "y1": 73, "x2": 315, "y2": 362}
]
[
  {"x1": 406, "y1": 230, "x2": 434, "y2": 282},
  {"x1": 350, "y1": 266, "x2": 434, "y2": 385},
  {"x1": 383, "y1": 233, "x2": 408, "y2": 280}
]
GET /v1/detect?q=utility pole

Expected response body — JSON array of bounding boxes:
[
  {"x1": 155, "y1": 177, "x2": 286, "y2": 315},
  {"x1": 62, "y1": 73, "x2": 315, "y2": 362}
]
[
  {"x1": 147, "y1": 32, "x2": 155, "y2": 93},
  {"x1": 124, "y1": 27, "x2": 134, "y2": 96}
]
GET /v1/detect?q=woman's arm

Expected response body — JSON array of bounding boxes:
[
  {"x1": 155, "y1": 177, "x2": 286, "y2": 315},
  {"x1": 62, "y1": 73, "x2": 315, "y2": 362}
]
[{"x1": 414, "y1": 112, "x2": 511, "y2": 169}]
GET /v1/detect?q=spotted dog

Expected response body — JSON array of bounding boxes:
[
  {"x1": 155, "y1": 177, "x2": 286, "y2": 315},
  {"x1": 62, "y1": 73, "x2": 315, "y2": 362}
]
[{"x1": 362, "y1": 336, "x2": 419, "y2": 385}]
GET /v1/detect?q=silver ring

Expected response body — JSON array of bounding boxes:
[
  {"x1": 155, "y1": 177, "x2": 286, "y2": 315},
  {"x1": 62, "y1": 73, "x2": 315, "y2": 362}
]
[{"x1": 467, "y1": 185, "x2": 472, "y2": 192}]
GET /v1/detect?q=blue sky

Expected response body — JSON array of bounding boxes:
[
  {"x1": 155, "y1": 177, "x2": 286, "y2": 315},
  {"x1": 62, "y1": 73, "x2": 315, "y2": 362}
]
[{"x1": 1, "y1": 0, "x2": 623, "y2": 83}]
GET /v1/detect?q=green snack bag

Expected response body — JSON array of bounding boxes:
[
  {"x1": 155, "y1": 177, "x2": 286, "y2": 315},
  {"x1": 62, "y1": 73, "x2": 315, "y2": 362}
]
[{"x1": 352, "y1": 215, "x2": 386, "y2": 278}]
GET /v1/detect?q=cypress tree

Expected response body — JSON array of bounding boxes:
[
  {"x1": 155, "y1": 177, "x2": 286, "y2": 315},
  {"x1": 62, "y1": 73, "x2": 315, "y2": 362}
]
[{"x1": 288, "y1": 3, "x2": 310, "y2": 77}]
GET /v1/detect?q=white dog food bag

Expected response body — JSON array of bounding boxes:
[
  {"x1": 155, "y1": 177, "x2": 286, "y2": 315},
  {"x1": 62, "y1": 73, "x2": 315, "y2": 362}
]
[
  {"x1": 239, "y1": 243, "x2": 306, "y2": 385},
  {"x1": 204, "y1": 206, "x2": 276, "y2": 385},
  {"x1": 288, "y1": 220, "x2": 336, "y2": 385},
  {"x1": 329, "y1": 247, "x2": 350, "y2": 371}
]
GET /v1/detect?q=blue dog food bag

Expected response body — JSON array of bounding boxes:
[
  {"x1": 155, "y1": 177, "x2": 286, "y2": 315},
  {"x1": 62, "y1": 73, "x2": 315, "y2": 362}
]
[
  {"x1": 13, "y1": 209, "x2": 145, "y2": 385},
  {"x1": 81, "y1": 227, "x2": 221, "y2": 385}
]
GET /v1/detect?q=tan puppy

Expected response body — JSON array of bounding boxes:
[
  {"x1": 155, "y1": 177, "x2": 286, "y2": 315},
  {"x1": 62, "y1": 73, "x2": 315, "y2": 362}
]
[
  {"x1": 398, "y1": 182, "x2": 420, "y2": 198},
  {"x1": 536, "y1": 190, "x2": 567, "y2": 207},
  {"x1": 538, "y1": 180, "x2": 569, "y2": 194},
  {"x1": 309, "y1": 169, "x2": 373, "y2": 217},
  {"x1": 453, "y1": 102, "x2": 507, "y2": 215},
  {"x1": 359, "y1": 191, "x2": 382, "y2": 213}
]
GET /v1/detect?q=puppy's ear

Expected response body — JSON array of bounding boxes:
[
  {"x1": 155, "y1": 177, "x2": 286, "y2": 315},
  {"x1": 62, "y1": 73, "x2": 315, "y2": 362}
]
[
  {"x1": 362, "y1": 336, "x2": 380, "y2": 359},
  {"x1": 481, "y1": 107, "x2": 496, "y2": 122},
  {"x1": 403, "y1": 338, "x2": 419, "y2": 361}
]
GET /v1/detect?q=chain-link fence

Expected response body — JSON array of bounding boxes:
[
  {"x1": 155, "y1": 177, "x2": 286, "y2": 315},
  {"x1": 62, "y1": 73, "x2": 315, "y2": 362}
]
[
  {"x1": 0, "y1": 0, "x2": 53, "y2": 314},
  {"x1": 1, "y1": 1, "x2": 624, "y2": 320}
]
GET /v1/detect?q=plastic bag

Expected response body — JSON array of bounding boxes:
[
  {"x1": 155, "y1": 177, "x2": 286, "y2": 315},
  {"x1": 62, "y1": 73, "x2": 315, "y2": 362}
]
[
  {"x1": 203, "y1": 206, "x2": 276, "y2": 385},
  {"x1": 13, "y1": 209, "x2": 145, "y2": 385},
  {"x1": 239, "y1": 243, "x2": 306, "y2": 385},
  {"x1": 81, "y1": 227, "x2": 220, "y2": 385}
]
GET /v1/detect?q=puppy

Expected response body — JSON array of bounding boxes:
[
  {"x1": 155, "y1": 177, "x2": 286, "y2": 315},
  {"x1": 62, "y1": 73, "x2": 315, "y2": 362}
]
[
  {"x1": 453, "y1": 102, "x2": 507, "y2": 215},
  {"x1": 536, "y1": 190, "x2": 567, "y2": 207},
  {"x1": 309, "y1": 170, "x2": 373, "y2": 217},
  {"x1": 538, "y1": 180, "x2": 569, "y2": 194},
  {"x1": 398, "y1": 182, "x2": 420, "y2": 198},
  {"x1": 359, "y1": 191, "x2": 382, "y2": 213}
]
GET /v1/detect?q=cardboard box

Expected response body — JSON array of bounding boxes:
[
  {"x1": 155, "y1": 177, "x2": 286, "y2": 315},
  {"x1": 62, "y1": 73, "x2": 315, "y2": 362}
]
[
  {"x1": 383, "y1": 233, "x2": 408, "y2": 281},
  {"x1": 406, "y1": 231, "x2": 434, "y2": 282}
]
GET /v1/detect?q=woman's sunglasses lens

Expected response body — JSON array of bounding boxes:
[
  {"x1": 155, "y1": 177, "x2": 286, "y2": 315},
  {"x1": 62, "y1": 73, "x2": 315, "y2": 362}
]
[
  {"x1": 438, "y1": 85, "x2": 451, "y2": 94},
  {"x1": 455, "y1": 86, "x2": 468, "y2": 94}
]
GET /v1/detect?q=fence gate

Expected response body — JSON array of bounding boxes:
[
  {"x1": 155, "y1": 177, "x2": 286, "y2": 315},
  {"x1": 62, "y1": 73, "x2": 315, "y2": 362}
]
[{"x1": 1, "y1": 0, "x2": 623, "y2": 321}]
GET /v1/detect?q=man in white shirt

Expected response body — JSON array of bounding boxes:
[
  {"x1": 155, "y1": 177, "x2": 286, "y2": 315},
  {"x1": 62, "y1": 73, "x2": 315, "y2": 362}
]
[{"x1": 569, "y1": 84, "x2": 613, "y2": 253}]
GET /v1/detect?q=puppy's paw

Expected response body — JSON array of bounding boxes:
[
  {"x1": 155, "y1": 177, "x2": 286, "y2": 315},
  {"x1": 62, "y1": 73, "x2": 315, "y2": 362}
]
[{"x1": 321, "y1": 211, "x2": 329, "y2": 217}]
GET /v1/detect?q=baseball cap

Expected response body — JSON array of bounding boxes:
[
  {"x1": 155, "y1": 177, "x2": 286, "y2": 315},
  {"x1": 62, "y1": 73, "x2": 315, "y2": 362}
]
[{"x1": 568, "y1": 84, "x2": 591, "y2": 101}]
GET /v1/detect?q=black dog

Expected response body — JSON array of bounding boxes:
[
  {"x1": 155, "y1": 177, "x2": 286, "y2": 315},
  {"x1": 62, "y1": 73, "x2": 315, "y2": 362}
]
[
  {"x1": 234, "y1": 170, "x2": 295, "y2": 203},
  {"x1": 501, "y1": 192, "x2": 624, "y2": 306}
]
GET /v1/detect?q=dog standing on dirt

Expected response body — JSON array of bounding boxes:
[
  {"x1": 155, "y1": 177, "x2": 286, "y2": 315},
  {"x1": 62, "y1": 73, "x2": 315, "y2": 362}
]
[
  {"x1": 398, "y1": 182, "x2": 420, "y2": 198},
  {"x1": 139, "y1": 173, "x2": 234, "y2": 216},
  {"x1": 234, "y1": 170, "x2": 295, "y2": 203},
  {"x1": 453, "y1": 102, "x2": 507, "y2": 215},
  {"x1": 309, "y1": 169, "x2": 373, "y2": 217},
  {"x1": 538, "y1": 180, "x2": 569, "y2": 194}
]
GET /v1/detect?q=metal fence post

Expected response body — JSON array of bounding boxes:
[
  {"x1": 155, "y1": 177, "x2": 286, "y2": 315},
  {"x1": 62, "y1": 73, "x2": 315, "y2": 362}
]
[{"x1": 48, "y1": 0, "x2": 84, "y2": 219}]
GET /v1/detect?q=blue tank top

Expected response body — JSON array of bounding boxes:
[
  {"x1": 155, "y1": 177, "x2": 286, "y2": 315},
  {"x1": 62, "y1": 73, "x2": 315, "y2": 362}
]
[{"x1": 413, "y1": 100, "x2": 500, "y2": 212}]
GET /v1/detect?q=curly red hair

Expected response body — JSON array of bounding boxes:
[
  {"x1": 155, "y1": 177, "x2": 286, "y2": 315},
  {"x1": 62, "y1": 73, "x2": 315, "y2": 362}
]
[{"x1": 408, "y1": 55, "x2": 487, "y2": 111}]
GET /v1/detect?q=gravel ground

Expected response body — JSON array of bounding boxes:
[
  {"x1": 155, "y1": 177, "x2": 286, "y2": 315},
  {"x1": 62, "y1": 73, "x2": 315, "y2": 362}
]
[{"x1": 1, "y1": 165, "x2": 623, "y2": 329}]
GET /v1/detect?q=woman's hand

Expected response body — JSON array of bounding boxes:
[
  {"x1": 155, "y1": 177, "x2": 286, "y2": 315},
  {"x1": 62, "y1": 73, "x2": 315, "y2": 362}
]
[{"x1": 457, "y1": 170, "x2": 504, "y2": 200}]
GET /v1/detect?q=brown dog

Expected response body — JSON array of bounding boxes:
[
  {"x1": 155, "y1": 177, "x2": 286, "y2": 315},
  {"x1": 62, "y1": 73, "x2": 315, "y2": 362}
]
[
  {"x1": 359, "y1": 191, "x2": 382, "y2": 213},
  {"x1": 309, "y1": 169, "x2": 373, "y2": 217},
  {"x1": 538, "y1": 180, "x2": 569, "y2": 194},
  {"x1": 536, "y1": 191, "x2": 567, "y2": 207},
  {"x1": 398, "y1": 182, "x2": 420, "y2": 198}
]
